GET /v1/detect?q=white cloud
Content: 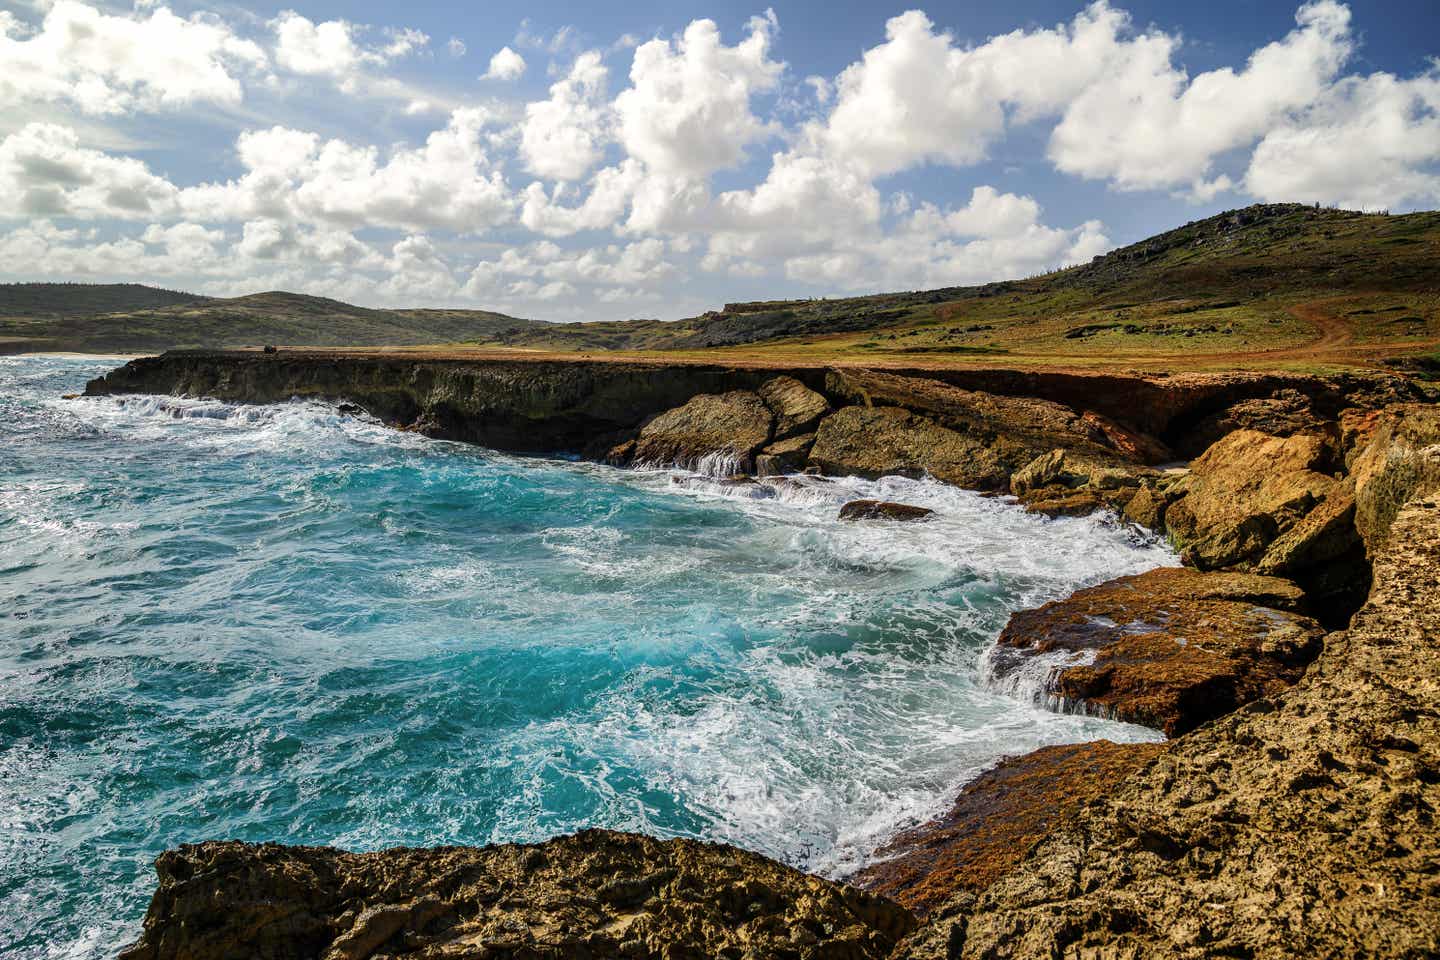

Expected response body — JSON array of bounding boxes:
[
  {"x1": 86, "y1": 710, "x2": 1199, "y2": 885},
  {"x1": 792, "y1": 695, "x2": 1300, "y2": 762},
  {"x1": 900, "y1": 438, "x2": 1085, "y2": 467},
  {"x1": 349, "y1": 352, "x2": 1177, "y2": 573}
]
[
  {"x1": 483, "y1": 45, "x2": 526, "y2": 81},
  {"x1": 272, "y1": 10, "x2": 427, "y2": 89},
  {"x1": 614, "y1": 12, "x2": 784, "y2": 178},
  {"x1": 1049, "y1": 0, "x2": 1354, "y2": 191},
  {"x1": 0, "y1": 0, "x2": 266, "y2": 115},
  {"x1": 447, "y1": 37, "x2": 466, "y2": 58},
  {"x1": 184, "y1": 110, "x2": 515, "y2": 234},
  {"x1": 520, "y1": 52, "x2": 608, "y2": 180},
  {"x1": 0, "y1": 122, "x2": 179, "y2": 219},
  {"x1": 1245, "y1": 69, "x2": 1440, "y2": 209}
]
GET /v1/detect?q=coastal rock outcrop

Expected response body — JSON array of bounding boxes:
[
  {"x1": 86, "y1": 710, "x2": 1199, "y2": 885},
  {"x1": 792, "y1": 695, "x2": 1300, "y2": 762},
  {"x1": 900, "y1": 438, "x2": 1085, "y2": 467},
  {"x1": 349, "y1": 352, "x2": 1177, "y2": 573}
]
[
  {"x1": 807, "y1": 406, "x2": 1018, "y2": 490},
  {"x1": 119, "y1": 830, "x2": 915, "y2": 960},
  {"x1": 1163, "y1": 429, "x2": 1342, "y2": 569},
  {"x1": 758, "y1": 375, "x2": 830, "y2": 440},
  {"x1": 1009, "y1": 449, "x2": 1158, "y2": 518},
  {"x1": 756, "y1": 433, "x2": 816, "y2": 476},
  {"x1": 631, "y1": 390, "x2": 773, "y2": 472},
  {"x1": 986, "y1": 566, "x2": 1324, "y2": 736},
  {"x1": 1345, "y1": 403, "x2": 1440, "y2": 556},
  {"x1": 851, "y1": 740, "x2": 1164, "y2": 919},
  {"x1": 838, "y1": 500, "x2": 936, "y2": 522},
  {"x1": 899, "y1": 494, "x2": 1440, "y2": 960}
]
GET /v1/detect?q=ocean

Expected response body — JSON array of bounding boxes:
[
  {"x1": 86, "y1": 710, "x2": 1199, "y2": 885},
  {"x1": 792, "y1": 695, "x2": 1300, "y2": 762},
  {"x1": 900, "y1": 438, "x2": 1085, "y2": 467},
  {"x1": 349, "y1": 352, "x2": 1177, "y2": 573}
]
[{"x1": 0, "y1": 355, "x2": 1172, "y2": 957}]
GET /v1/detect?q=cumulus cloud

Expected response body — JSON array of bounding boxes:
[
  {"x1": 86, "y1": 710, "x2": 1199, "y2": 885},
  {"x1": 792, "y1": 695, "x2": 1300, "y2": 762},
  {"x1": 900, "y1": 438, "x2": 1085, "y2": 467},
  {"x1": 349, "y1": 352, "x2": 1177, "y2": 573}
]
[
  {"x1": 520, "y1": 52, "x2": 608, "y2": 180},
  {"x1": 483, "y1": 45, "x2": 526, "y2": 81},
  {"x1": 614, "y1": 12, "x2": 784, "y2": 178},
  {"x1": 183, "y1": 110, "x2": 515, "y2": 234},
  {"x1": 1245, "y1": 69, "x2": 1440, "y2": 209},
  {"x1": 1049, "y1": 0, "x2": 1354, "y2": 192},
  {"x1": 272, "y1": 10, "x2": 427, "y2": 88},
  {"x1": 0, "y1": 123, "x2": 179, "y2": 219},
  {"x1": 0, "y1": 0, "x2": 266, "y2": 115}
]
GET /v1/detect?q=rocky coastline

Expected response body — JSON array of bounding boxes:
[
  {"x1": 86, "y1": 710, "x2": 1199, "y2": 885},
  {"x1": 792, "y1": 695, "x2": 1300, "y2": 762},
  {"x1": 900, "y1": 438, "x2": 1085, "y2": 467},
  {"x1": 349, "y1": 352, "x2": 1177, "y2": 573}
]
[{"x1": 88, "y1": 350, "x2": 1440, "y2": 958}]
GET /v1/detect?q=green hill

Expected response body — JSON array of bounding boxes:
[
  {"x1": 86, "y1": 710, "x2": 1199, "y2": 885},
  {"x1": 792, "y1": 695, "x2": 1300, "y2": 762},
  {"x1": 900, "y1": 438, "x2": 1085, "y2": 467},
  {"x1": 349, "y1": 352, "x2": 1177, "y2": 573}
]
[
  {"x1": 472, "y1": 204, "x2": 1440, "y2": 359},
  {"x1": 0, "y1": 288, "x2": 538, "y2": 354}
]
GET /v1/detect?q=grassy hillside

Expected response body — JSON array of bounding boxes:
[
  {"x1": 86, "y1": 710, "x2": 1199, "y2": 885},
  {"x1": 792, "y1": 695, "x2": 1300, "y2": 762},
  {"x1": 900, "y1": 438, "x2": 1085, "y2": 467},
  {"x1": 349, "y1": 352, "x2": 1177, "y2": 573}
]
[
  {"x1": 472, "y1": 203, "x2": 1440, "y2": 371},
  {"x1": 0, "y1": 283, "x2": 208, "y2": 319},
  {"x1": 0, "y1": 289, "x2": 538, "y2": 354}
]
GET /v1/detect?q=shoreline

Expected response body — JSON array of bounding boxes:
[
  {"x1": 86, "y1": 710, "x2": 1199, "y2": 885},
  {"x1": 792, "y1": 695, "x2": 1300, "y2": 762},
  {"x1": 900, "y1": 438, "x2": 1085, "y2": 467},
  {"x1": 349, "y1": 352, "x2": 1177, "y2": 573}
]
[{"x1": 84, "y1": 349, "x2": 1440, "y2": 958}]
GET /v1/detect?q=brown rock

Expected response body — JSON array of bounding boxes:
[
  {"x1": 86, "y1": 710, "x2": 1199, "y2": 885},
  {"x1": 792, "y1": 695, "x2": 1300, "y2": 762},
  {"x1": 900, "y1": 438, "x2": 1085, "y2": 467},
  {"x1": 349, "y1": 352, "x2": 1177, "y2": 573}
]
[
  {"x1": 824, "y1": 369, "x2": 1135, "y2": 462},
  {"x1": 757, "y1": 375, "x2": 829, "y2": 440},
  {"x1": 1256, "y1": 489, "x2": 1360, "y2": 575},
  {"x1": 852, "y1": 741, "x2": 1164, "y2": 919},
  {"x1": 838, "y1": 499, "x2": 936, "y2": 522},
  {"x1": 1010, "y1": 449, "x2": 1154, "y2": 497},
  {"x1": 1181, "y1": 388, "x2": 1329, "y2": 455},
  {"x1": 1122, "y1": 482, "x2": 1172, "y2": 530},
  {"x1": 632, "y1": 391, "x2": 774, "y2": 472},
  {"x1": 900, "y1": 493, "x2": 1440, "y2": 960},
  {"x1": 755, "y1": 433, "x2": 816, "y2": 476},
  {"x1": 808, "y1": 406, "x2": 1019, "y2": 491},
  {"x1": 1347, "y1": 403, "x2": 1440, "y2": 555},
  {"x1": 988, "y1": 566, "x2": 1323, "y2": 736},
  {"x1": 119, "y1": 830, "x2": 915, "y2": 960},
  {"x1": 1163, "y1": 429, "x2": 1341, "y2": 569},
  {"x1": 1018, "y1": 489, "x2": 1117, "y2": 518}
]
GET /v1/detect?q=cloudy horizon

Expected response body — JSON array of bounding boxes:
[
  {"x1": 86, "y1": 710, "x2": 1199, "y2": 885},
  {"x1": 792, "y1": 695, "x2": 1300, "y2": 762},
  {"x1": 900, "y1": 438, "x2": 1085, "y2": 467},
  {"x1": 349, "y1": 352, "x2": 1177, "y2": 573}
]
[{"x1": 1, "y1": 0, "x2": 1437, "y2": 321}]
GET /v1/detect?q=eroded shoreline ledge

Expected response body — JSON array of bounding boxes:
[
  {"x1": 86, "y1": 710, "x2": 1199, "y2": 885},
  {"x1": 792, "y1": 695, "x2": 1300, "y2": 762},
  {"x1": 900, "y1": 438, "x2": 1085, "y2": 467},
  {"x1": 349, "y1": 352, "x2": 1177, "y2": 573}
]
[{"x1": 88, "y1": 350, "x2": 1440, "y2": 958}]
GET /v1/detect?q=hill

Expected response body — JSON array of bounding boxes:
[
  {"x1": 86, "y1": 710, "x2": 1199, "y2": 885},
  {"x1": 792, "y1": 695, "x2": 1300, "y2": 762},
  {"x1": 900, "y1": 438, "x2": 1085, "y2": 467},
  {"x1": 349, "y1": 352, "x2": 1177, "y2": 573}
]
[
  {"x1": 473, "y1": 203, "x2": 1440, "y2": 371},
  {"x1": 0, "y1": 282, "x2": 209, "y2": 319},
  {"x1": 0, "y1": 288, "x2": 538, "y2": 354}
]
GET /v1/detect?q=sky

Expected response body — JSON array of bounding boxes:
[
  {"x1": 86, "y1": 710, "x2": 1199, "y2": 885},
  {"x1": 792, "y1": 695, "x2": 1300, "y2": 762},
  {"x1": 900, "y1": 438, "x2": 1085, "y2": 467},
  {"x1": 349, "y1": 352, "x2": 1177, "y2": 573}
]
[{"x1": 0, "y1": 0, "x2": 1437, "y2": 321}]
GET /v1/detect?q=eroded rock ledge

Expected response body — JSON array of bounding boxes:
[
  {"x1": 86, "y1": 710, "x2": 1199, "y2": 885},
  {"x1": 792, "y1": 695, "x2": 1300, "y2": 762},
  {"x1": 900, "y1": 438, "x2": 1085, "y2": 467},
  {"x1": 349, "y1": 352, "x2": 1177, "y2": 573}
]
[{"x1": 118, "y1": 829, "x2": 915, "y2": 960}]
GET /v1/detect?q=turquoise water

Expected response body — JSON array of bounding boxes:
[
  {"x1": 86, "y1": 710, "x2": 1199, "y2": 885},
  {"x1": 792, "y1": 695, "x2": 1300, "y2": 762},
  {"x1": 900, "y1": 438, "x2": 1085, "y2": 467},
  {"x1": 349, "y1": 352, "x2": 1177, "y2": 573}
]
[{"x1": 0, "y1": 355, "x2": 1171, "y2": 957}]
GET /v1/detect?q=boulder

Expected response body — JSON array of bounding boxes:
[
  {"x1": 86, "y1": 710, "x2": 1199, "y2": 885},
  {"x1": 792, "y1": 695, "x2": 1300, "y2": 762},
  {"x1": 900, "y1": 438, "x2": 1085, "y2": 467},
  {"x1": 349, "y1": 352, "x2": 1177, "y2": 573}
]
[
  {"x1": 1010, "y1": 448, "x2": 1157, "y2": 519},
  {"x1": 757, "y1": 376, "x2": 829, "y2": 440},
  {"x1": 755, "y1": 433, "x2": 816, "y2": 476},
  {"x1": 808, "y1": 406, "x2": 1021, "y2": 491},
  {"x1": 1345, "y1": 403, "x2": 1440, "y2": 555},
  {"x1": 838, "y1": 500, "x2": 936, "y2": 522},
  {"x1": 851, "y1": 741, "x2": 1164, "y2": 919},
  {"x1": 1163, "y1": 429, "x2": 1341, "y2": 569},
  {"x1": 824, "y1": 369, "x2": 1140, "y2": 462},
  {"x1": 1122, "y1": 481, "x2": 1174, "y2": 530},
  {"x1": 987, "y1": 566, "x2": 1324, "y2": 737},
  {"x1": 118, "y1": 831, "x2": 915, "y2": 960},
  {"x1": 631, "y1": 391, "x2": 774, "y2": 473}
]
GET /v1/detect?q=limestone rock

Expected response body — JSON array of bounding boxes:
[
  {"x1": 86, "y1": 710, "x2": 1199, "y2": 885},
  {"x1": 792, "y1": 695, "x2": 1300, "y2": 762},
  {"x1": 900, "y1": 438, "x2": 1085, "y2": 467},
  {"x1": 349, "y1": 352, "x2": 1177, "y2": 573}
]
[
  {"x1": 824, "y1": 369, "x2": 1136, "y2": 462},
  {"x1": 851, "y1": 741, "x2": 1164, "y2": 919},
  {"x1": 1256, "y1": 489, "x2": 1360, "y2": 575},
  {"x1": 987, "y1": 566, "x2": 1323, "y2": 736},
  {"x1": 1182, "y1": 388, "x2": 1329, "y2": 454},
  {"x1": 632, "y1": 391, "x2": 774, "y2": 472},
  {"x1": 901, "y1": 494, "x2": 1440, "y2": 960},
  {"x1": 1347, "y1": 403, "x2": 1440, "y2": 555},
  {"x1": 756, "y1": 433, "x2": 816, "y2": 476},
  {"x1": 1163, "y1": 429, "x2": 1341, "y2": 569},
  {"x1": 119, "y1": 830, "x2": 915, "y2": 960},
  {"x1": 757, "y1": 375, "x2": 829, "y2": 441},
  {"x1": 838, "y1": 500, "x2": 936, "y2": 522},
  {"x1": 808, "y1": 406, "x2": 1019, "y2": 491}
]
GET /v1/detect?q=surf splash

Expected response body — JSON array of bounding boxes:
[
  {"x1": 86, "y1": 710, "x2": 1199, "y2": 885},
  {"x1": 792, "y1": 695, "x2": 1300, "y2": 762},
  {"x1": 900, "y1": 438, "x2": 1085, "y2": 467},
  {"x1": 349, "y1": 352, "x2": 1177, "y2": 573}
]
[{"x1": 0, "y1": 355, "x2": 1174, "y2": 958}]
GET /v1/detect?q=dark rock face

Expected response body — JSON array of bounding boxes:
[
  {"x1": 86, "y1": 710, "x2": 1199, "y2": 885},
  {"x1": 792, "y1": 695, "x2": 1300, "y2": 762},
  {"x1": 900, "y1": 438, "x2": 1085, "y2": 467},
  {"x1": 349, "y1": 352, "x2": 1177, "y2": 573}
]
[
  {"x1": 900, "y1": 495, "x2": 1440, "y2": 959},
  {"x1": 631, "y1": 390, "x2": 774, "y2": 472},
  {"x1": 808, "y1": 406, "x2": 1018, "y2": 491},
  {"x1": 988, "y1": 567, "x2": 1324, "y2": 737},
  {"x1": 851, "y1": 741, "x2": 1164, "y2": 919},
  {"x1": 758, "y1": 375, "x2": 830, "y2": 441},
  {"x1": 756, "y1": 433, "x2": 816, "y2": 476},
  {"x1": 837, "y1": 500, "x2": 936, "y2": 522},
  {"x1": 119, "y1": 830, "x2": 915, "y2": 960}
]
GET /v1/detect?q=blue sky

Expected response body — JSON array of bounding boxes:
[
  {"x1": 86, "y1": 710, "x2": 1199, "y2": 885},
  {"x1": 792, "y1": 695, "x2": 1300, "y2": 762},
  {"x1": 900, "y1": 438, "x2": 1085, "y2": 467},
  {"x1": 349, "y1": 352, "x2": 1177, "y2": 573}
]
[{"x1": 1, "y1": 0, "x2": 1437, "y2": 321}]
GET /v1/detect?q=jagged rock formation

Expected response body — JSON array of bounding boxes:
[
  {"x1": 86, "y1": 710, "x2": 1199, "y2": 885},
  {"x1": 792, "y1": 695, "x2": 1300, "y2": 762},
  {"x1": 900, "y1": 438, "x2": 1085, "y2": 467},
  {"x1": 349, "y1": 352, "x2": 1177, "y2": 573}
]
[
  {"x1": 118, "y1": 830, "x2": 915, "y2": 960},
  {"x1": 632, "y1": 390, "x2": 775, "y2": 472},
  {"x1": 986, "y1": 567, "x2": 1324, "y2": 736},
  {"x1": 897, "y1": 493, "x2": 1440, "y2": 960}
]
